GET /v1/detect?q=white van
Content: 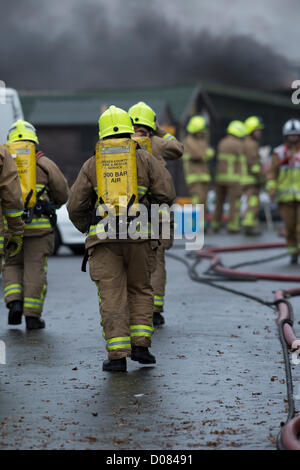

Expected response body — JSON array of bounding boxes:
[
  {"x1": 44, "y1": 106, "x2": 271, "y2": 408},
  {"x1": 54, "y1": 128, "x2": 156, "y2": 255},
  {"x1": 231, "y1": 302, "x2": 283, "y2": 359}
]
[{"x1": 0, "y1": 87, "x2": 24, "y2": 144}]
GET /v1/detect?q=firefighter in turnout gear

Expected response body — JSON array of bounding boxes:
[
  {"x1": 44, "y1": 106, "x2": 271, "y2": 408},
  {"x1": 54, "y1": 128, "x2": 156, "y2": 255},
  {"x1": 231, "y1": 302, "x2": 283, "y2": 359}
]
[
  {"x1": 266, "y1": 119, "x2": 300, "y2": 264},
  {"x1": 67, "y1": 106, "x2": 176, "y2": 372},
  {"x1": 241, "y1": 116, "x2": 264, "y2": 235},
  {"x1": 0, "y1": 145, "x2": 24, "y2": 277},
  {"x1": 212, "y1": 121, "x2": 246, "y2": 233},
  {"x1": 183, "y1": 115, "x2": 214, "y2": 222},
  {"x1": 128, "y1": 101, "x2": 183, "y2": 327},
  {"x1": 3, "y1": 120, "x2": 69, "y2": 329}
]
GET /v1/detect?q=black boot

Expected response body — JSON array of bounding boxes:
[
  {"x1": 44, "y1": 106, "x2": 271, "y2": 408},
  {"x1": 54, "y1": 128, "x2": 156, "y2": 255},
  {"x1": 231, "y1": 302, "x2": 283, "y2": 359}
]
[
  {"x1": 8, "y1": 300, "x2": 23, "y2": 325},
  {"x1": 131, "y1": 346, "x2": 156, "y2": 364},
  {"x1": 291, "y1": 254, "x2": 298, "y2": 265},
  {"x1": 244, "y1": 227, "x2": 262, "y2": 236},
  {"x1": 25, "y1": 316, "x2": 45, "y2": 330},
  {"x1": 102, "y1": 357, "x2": 127, "y2": 372},
  {"x1": 153, "y1": 311, "x2": 165, "y2": 326}
]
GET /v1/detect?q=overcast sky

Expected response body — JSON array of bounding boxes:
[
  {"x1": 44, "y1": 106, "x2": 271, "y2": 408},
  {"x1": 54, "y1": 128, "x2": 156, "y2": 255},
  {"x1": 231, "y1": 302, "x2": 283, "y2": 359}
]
[
  {"x1": 156, "y1": 0, "x2": 299, "y2": 62},
  {"x1": 42, "y1": 0, "x2": 299, "y2": 61},
  {"x1": 0, "y1": 0, "x2": 298, "y2": 90}
]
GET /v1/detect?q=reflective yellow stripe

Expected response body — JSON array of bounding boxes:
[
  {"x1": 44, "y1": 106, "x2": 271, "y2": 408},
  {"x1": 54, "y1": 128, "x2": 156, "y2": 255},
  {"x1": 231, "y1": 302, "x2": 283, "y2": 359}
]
[
  {"x1": 41, "y1": 284, "x2": 47, "y2": 302},
  {"x1": 216, "y1": 173, "x2": 240, "y2": 183},
  {"x1": 154, "y1": 295, "x2": 164, "y2": 306},
  {"x1": 242, "y1": 212, "x2": 256, "y2": 227},
  {"x1": 3, "y1": 208, "x2": 23, "y2": 218},
  {"x1": 130, "y1": 324, "x2": 154, "y2": 337},
  {"x1": 88, "y1": 219, "x2": 153, "y2": 237},
  {"x1": 25, "y1": 218, "x2": 51, "y2": 229},
  {"x1": 24, "y1": 297, "x2": 43, "y2": 304},
  {"x1": 36, "y1": 184, "x2": 47, "y2": 199},
  {"x1": 106, "y1": 336, "x2": 131, "y2": 351},
  {"x1": 24, "y1": 297, "x2": 43, "y2": 309},
  {"x1": 205, "y1": 148, "x2": 214, "y2": 158},
  {"x1": 135, "y1": 221, "x2": 152, "y2": 235},
  {"x1": 4, "y1": 283, "x2": 23, "y2": 298},
  {"x1": 186, "y1": 173, "x2": 211, "y2": 184},
  {"x1": 251, "y1": 164, "x2": 261, "y2": 174},
  {"x1": 227, "y1": 223, "x2": 240, "y2": 231},
  {"x1": 249, "y1": 195, "x2": 259, "y2": 207},
  {"x1": 163, "y1": 133, "x2": 175, "y2": 141},
  {"x1": 266, "y1": 180, "x2": 276, "y2": 190},
  {"x1": 158, "y1": 209, "x2": 169, "y2": 215},
  {"x1": 4, "y1": 283, "x2": 23, "y2": 291},
  {"x1": 218, "y1": 153, "x2": 237, "y2": 162},
  {"x1": 88, "y1": 223, "x2": 106, "y2": 236},
  {"x1": 217, "y1": 153, "x2": 239, "y2": 182},
  {"x1": 242, "y1": 175, "x2": 257, "y2": 185},
  {"x1": 138, "y1": 186, "x2": 148, "y2": 196}
]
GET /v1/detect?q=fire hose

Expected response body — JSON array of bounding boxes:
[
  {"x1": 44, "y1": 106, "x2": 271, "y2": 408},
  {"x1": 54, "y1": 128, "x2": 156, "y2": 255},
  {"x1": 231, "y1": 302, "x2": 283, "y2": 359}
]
[{"x1": 167, "y1": 241, "x2": 300, "y2": 450}]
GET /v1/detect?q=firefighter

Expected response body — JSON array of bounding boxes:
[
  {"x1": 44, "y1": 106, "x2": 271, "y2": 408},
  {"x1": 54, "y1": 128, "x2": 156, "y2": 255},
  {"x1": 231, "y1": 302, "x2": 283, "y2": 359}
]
[
  {"x1": 3, "y1": 120, "x2": 69, "y2": 329},
  {"x1": 241, "y1": 116, "x2": 264, "y2": 235},
  {"x1": 67, "y1": 106, "x2": 176, "y2": 372},
  {"x1": 128, "y1": 101, "x2": 183, "y2": 327},
  {"x1": 266, "y1": 119, "x2": 300, "y2": 264},
  {"x1": 128, "y1": 101, "x2": 183, "y2": 163},
  {"x1": 183, "y1": 115, "x2": 214, "y2": 220},
  {"x1": 212, "y1": 121, "x2": 246, "y2": 233},
  {"x1": 0, "y1": 145, "x2": 24, "y2": 277}
]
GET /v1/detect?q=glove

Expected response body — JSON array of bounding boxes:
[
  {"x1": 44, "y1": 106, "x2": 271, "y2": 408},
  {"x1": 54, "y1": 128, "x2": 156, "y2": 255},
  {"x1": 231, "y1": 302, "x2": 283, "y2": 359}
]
[{"x1": 6, "y1": 232, "x2": 23, "y2": 258}]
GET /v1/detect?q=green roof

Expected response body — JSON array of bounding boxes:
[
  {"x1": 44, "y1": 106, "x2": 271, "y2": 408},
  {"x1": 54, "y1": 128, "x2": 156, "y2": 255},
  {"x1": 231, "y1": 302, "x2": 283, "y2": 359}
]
[
  {"x1": 20, "y1": 82, "x2": 296, "y2": 127},
  {"x1": 202, "y1": 81, "x2": 297, "y2": 109},
  {"x1": 20, "y1": 85, "x2": 199, "y2": 125}
]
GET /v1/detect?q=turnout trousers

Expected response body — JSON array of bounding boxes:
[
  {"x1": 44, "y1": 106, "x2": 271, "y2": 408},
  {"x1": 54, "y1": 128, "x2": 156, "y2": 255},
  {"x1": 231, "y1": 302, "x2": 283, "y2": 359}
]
[
  {"x1": 188, "y1": 182, "x2": 210, "y2": 206},
  {"x1": 279, "y1": 202, "x2": 300, "y2": 255},
  {"x1": 88, "y1": 241, "x2": 157, "y2": 360},
  {"x1": 3, "y1": 233, "x2": 54, "y2": 317},
  {"x1": 242, "y1": 184, "x2": 260, "y2": 229},
  {"x1": 151, "y1": 244, "x2": 166, "y2": 313},
  {"x1": 212, "y1": 183, "x2": 241, "y2": 232}
]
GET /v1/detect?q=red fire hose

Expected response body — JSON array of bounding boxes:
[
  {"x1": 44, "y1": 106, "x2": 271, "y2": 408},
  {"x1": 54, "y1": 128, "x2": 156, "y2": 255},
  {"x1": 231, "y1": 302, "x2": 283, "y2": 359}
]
[
  {"x1": 195, "y1": 242, "x2": 300, "y2": 450},
  {"x1": 198, "y1": 243, "x2": 300, "y2": 282}
]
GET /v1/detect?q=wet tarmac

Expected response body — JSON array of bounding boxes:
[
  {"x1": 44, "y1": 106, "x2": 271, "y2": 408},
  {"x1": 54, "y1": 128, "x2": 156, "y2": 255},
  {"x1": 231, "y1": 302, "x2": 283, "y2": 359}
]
[{"x1": 0, "y1": 228, "x2": 300, "y2": 449}]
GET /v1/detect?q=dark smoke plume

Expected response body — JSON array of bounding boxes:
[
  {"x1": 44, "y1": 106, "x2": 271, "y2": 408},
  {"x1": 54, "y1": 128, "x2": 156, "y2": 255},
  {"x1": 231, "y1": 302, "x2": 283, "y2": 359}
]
[{"x1": 0, "y1": 0, "x2": 293, "y2": 91}]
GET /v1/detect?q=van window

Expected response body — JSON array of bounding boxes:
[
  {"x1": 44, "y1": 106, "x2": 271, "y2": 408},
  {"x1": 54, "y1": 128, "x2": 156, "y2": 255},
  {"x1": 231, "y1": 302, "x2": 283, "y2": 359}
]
[{"x1": 0, "y1": 88, "x2": 24, "y2": 144}]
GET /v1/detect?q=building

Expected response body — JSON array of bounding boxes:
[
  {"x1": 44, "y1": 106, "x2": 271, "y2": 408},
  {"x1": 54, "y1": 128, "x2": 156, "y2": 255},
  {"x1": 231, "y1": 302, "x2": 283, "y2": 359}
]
[
  {"x1": 20, "y1": 83, "x2": 300, "y2": 195},
  {"x1": 202, "y1": 82, "x2": 300, "y2": 149}
]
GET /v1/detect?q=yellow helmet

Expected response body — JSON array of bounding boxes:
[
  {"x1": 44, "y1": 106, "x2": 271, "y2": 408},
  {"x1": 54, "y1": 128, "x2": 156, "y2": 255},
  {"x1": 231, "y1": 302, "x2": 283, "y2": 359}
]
[
  {"x1": 99, "y1": 105, "x2": 134, "y2": 139},
  {"x1": 7, "y1": 119, "x2": 39, "y2": 144},
  {"x1": 244, "y1": 116, "x2": 264, "y2": 135},
  {"x1": 186, "y1": 116, "x2": 207, "y2": 134},
  {"x1": 128, "y1": 101, "x2": 156, "y2": 131},
  {"x1": 227, "y1": 120, "x2": 246, "y2": 138}
]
